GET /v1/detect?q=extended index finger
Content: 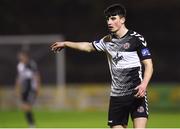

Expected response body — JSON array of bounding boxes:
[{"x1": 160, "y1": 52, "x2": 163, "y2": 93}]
[
  {"x1": 51, "y1": 43, "x2": 59, "y2": 51},
  {"x1": 50, "y1": 42, "x2": 57, "y2": 48}
]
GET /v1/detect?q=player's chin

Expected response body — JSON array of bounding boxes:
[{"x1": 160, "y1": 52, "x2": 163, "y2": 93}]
[{"x1": 108, "y1": 29, "x2": 116, "y2": 33}]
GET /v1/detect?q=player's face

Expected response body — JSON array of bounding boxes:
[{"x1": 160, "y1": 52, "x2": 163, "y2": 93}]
[
  {"x1": 106, "y1": 15, "x2": 125, "y2": 33},
  {"x1": 18, "y1": 53, "x2": 29, "y2": 63}
]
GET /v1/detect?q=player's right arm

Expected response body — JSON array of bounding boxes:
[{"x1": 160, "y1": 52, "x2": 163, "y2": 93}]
[{"x1": 51, "y1": 41, "x2": 96, "y2": 53}]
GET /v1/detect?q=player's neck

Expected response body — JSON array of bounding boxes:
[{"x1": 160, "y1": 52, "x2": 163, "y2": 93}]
[{"x1": 115, "y1": 26, "x2": 128, "y2": 39}]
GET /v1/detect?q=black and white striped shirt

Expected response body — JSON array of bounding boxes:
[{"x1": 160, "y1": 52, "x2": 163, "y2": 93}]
[{"x1": 92, "y1": 30, "x2": 152, "y2": 96}]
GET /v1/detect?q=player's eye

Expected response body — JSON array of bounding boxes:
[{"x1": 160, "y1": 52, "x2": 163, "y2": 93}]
[{"x1": 111, "y1": 17, "x2": 117, "y2": 20}]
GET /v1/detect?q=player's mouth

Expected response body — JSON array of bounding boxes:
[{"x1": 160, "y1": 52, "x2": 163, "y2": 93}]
[
  {"x1": 108, "y1": 26, "x2": 115, "y2": 32},
  {"x1": 108, "y1": 26, "x2": 114, "y2": 30}
]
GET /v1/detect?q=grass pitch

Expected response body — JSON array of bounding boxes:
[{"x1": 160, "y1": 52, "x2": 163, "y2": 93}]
[{"x1": 0, "y1": 110, "x2": 180, "y2": 128}]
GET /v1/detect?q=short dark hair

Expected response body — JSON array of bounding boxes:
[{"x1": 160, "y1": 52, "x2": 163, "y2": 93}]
[{"x1": 104, "y1": 4, "x2": 126, "y2": 18}]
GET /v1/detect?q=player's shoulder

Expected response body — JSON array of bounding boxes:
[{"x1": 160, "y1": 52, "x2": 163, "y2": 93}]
[
  {"x1": 129, "y1": 30, "x2": 144, "y2": 39},
  {"x1": 129, "y1": 30, "x2": 147, "y2": 46},
  {"x1": 17, "y1": 62, "x2": 25, "y2": 72},
  {"x1": 17, "y1": 62, "x2": 24, "y2": 68},
  {"x1": 30, "y1": 60, "x2": 37, "y2": 68},
  {"x1": 93, "y1": 34, "x2": 111, "y2": 44},
  {"x1": 102, "y1": 34, "x2": 112, "y2": 43}
]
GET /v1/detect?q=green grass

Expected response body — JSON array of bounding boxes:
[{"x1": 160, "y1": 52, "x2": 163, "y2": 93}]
[{"x1": 0, "y1": 110, "x2": 180, "y2": 128}]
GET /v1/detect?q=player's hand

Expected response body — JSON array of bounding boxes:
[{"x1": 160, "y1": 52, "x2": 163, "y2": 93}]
[
  {"x1": 51, "y1": 42, "x2": 65, "y2": 53},
  {"x1": 134, "y1": 83, "x2": 147, "y2": 98}
]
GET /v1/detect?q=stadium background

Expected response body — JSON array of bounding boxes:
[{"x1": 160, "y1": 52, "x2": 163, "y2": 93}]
[{"x1": 0, "y1": 0, "x2": 180, "y2": 128}]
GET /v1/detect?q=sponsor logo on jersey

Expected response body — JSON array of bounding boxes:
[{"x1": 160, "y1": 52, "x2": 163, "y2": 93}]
[
  {"x1": 113, "y1": 52, "x2": 123, "y2": 64},
  {"x1": 141, "y1": 48, "x2": 151, "y2": 56}
]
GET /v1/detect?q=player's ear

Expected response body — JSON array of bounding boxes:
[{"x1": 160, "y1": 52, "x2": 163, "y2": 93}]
[{"x1": 120, "y1": 17, "x2": 125, "y2": 24}]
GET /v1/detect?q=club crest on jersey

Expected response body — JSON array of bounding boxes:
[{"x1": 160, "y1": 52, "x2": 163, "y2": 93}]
[
  {"x1": 123, "y1": 42, "x2": 130, "y2": 49},
  {"x1": 141, "y1": 48, "x2": 151, "y2": 56}
]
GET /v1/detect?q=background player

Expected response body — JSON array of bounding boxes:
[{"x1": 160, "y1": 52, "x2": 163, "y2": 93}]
[
  {"x1": 51, "y1": 4, "x2": 153, "y2": 128},
  {"x1": 15, "y1": 50, "x2": 41, "y2": 128}
]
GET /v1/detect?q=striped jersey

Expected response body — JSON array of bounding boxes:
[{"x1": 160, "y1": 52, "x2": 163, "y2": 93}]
[{"x1": 92, "y1": 30, "x2": 152, "y2": 96}]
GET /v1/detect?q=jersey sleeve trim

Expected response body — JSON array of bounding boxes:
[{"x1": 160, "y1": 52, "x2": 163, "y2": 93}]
[
  {"x1": 91, "y1": 42, "x2": 98, "y2": 51},
  {"x1": 92, "y1": 41, "x2": 104, "y2": 52},
  {"x1": 140, "y1": 56, "x2": 152, "y2": 61}
]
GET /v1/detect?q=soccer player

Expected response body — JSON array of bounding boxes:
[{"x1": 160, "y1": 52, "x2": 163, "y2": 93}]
[
  {"x1": 15, "y1": 50, "x2": 41, "y2": 128},
  {"x1": 51, "y1": 4, "x2": 153, "y2": 128}
]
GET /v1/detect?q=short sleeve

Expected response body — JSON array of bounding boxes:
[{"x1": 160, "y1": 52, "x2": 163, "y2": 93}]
[
  {"x1": 136, "y1": 37, "x2": 152, "y2": 61},
  {"x1": 92, "y1": 38, "x2": 106, "y2": 52},
  {"x1": 17, "y1": 63, "x2": 23, "y2": 74},
  {"x1": 32, "y1": 61, "x2": 38, "y2": 72},
  {"x1": 28, "y1": 60, "x2": 38, "y2": 72}
]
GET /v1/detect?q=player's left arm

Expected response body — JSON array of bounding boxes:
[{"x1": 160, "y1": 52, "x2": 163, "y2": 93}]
[{"x1": 135, "y1": 59, "x2": 153, "y2": 98}]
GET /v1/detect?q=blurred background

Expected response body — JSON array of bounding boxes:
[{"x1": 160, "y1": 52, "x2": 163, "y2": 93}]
[{"x1": 0, "y1": 0, "x2": 180, "y2": 128}]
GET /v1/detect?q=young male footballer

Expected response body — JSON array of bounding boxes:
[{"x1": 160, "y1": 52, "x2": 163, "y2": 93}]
[
  {"x1": 15, "y1": 50, "x2": 41, "y2": 128},
  {"x1": 51, "y1": 4, "x2": 153, "y2": 128}
]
